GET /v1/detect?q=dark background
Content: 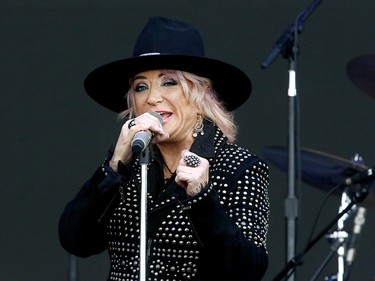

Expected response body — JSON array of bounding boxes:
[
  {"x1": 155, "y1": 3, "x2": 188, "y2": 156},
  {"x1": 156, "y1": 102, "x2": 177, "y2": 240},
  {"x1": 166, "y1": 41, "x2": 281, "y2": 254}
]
[{"x1": 1, "y1": 1, "x2": 374, "y2": 280}]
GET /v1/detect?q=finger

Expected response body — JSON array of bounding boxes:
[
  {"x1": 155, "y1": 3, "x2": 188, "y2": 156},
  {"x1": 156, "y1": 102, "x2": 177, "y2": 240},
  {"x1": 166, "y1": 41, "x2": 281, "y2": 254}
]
[
  {"x1": 130, "y1": 113, "x2": 164, "y2": 134},
  {"x1": 175, "y1": 167, "x2": 201, "y2": 186},
  {"x1": 180, "y1": 150, "x2": 201, "y2": 166},
  {"x1": 183, "y1": 154, "x2": 201, "y2": 167}
]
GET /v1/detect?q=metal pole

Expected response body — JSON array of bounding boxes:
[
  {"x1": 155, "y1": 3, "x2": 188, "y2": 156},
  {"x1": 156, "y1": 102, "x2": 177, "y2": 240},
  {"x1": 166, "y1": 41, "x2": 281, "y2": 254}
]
[
  {"x1": 139, "y1": 147, "x2": 150, "y2": 281},
  {"x1": 261, "y1": 3, "x2": 322, "y2": 279},
  {"x1": 286, "y1": 66, "x2": 298, "y2": 277},
  {"x1": 68, "y1": 254, "x2": 78, "y2": 281}
]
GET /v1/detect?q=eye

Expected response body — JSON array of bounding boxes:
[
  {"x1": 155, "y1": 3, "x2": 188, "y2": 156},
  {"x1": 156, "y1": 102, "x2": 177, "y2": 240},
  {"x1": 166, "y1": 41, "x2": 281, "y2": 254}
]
[
  {"x1": 162, "y1": 78, "x2": 178, "y2": 87},
  {"x1": 134, "y1": 83, "x2": 148, "y2": 93}
]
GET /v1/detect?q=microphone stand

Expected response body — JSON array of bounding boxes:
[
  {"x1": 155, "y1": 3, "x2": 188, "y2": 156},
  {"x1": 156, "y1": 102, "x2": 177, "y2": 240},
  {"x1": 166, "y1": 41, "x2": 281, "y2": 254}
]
[
  {"x1": 272, "y1": 181, "x2": 371, "y2": 281},
  {"x1": 139, "y1": 147, "x2": 150, "y2": 281},
  {"x1": 309, "y1": 191, "x2": 356, "y2": 281},
  {"x1": 336, "y1": 191, "x2": 353, "y2": 281},
  {"x1": 310, "y1": 195, "x2": 367, "y2": 281},
  {"x1": 343, "y1": 205, "x2": 366, "y2": 281},
  {"x1": 68, "y1": 254, "x2": 78, "y2": 281},
  {"x1": 261, "y1": 1, "x2": 322, "y2": 279},
  {"x1": 309, "y1": 244, "x2": 338, "y2": 281},
  {"x1": 320, "y1": 191, "x2": 356, "y2": 281}
]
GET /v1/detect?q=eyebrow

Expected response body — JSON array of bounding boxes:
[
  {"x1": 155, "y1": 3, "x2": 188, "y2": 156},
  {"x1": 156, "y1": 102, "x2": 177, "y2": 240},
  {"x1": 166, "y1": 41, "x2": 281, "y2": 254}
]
[
  {"x1": 132, "y1": 75, "x2": 147, "y2": 82},
  {"x1": 132, "y1": 72, "x2": 166, "y2": 82}
]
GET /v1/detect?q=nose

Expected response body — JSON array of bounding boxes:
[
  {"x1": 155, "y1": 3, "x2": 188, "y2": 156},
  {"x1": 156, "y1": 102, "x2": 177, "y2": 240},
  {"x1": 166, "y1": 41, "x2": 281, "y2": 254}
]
[{"x1": 146, "y1": 88, "x2": 163, "y2": 105}]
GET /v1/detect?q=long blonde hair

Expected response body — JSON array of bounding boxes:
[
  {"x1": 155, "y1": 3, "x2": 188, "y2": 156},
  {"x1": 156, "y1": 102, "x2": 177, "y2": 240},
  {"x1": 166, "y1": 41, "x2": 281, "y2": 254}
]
[{"x1": 119, "y1": 70, "x2": 238, "y2": 142}]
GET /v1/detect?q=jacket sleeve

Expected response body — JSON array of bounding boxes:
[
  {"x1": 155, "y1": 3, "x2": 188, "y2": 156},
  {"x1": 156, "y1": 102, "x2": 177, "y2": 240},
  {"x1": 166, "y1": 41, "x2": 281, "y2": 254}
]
[
  {"x1": 58, "y1": 156, "x2": 131, "y2": 258},
  {"x1": 185, "y1": 151, "x2": 270, "y2": 281}
]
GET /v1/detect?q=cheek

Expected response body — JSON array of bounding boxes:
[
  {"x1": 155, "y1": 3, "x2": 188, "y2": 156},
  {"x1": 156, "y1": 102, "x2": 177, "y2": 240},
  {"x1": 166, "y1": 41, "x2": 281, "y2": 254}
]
[{"x1": 133, "y1": 96, "x2": 145, "y2": 114}]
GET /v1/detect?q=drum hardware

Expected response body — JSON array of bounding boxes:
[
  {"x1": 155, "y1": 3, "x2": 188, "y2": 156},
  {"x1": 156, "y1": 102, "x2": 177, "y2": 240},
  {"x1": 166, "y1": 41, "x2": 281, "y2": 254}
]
[
  {"x1": 347, "y1": 53, "x2": 375, "y2": 99},
  {"x1": 262, "y1": 146, "x2": 372, "y2": 280},
  {"x1": 271, "y1": 181, "x2": 369, "y2": 281},
  {"x1": 262, "y1": 146, "x2": 374, "y2": 208}
]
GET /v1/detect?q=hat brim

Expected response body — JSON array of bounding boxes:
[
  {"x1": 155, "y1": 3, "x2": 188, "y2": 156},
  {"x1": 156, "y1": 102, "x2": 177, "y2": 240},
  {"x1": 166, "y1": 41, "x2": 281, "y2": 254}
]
[{"x1": 84, "y1": 55, "x2": 252, "y2": 112}]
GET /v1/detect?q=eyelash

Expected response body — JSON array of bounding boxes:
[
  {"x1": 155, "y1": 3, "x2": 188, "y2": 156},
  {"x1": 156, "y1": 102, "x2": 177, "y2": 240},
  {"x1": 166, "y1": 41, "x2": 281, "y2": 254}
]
[
  {"x1": 134, "y1": 79, "x2": 178, "y2": 92},
  {"x1": 163, "y1": 79, "x2": 178, "y2": 86},
  {"x1": 134, "y1": 84, "x2": 147, "y2": 92}
]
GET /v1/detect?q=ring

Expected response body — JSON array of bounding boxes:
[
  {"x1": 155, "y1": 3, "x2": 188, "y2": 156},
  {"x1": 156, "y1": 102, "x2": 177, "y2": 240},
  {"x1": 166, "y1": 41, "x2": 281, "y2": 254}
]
[
  {"x1": 128, "y1": 119, "x2": 136, "y2": 129},
  {"x1": 183, "y1": 154, "x2": 201, "y2": 167}
]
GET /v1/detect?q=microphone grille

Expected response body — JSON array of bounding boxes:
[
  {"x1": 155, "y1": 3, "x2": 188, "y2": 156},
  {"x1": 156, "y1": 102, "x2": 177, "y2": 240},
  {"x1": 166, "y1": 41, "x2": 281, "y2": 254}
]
[{"x1": 148, "y1": 111, "x2": 163, "y2": 125}]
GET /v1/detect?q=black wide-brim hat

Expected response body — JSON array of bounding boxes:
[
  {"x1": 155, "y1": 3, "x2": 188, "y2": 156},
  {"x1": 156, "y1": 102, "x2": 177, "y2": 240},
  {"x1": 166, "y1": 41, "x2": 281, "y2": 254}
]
[{"x1": 84, "y1": 16, "x2": 252, "y2": 113}]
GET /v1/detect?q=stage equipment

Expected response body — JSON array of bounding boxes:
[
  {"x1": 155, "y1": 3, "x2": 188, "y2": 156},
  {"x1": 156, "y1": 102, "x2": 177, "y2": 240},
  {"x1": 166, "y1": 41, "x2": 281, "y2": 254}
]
[
  {"x1": 139, "y1": 147, "x2": 150, "y2": 281},
  {"x1": 68, "y1": 254, "x2": 78, "y2": 281},
  {"x1": 261, "y1": 2, "x2": 322, "y2": 278},
  {"x1": 272, "y1": 181, "x2": 369, "y2": 281},
  {"x1": 347, "y1": 53, "x2": 375, "y2": 99},
  {"x1": 262, "y1": 146, "x2": 375, "y2": 208},
  {"x1": 262, "y1": 146, "x2": 373, "y2": 280}
]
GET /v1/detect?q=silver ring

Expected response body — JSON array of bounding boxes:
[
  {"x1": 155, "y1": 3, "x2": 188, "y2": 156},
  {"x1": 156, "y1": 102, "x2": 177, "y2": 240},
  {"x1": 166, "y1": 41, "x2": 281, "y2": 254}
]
[
  {"x1": 128, "y1": 119, "x2": 136, "y2": 129},
  {"x1": 183, "y1": 154, "x2": 201, "y2": 167}
]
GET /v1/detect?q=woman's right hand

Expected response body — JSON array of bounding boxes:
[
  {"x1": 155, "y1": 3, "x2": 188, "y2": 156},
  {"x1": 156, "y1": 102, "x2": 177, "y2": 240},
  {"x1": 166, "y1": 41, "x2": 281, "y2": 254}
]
[{"x1": 109, "y1": 112, "x2": 168, "y2": 172}]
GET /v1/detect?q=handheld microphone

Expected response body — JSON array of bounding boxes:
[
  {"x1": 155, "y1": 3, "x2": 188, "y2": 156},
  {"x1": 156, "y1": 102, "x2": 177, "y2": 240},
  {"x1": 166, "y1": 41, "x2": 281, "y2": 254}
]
[
  {"x1": 344, "y1": 166, "x2": 375, "y2": 186},
  {"x1": 131, "y1": 112, "x2": 163, "y2": 154}
]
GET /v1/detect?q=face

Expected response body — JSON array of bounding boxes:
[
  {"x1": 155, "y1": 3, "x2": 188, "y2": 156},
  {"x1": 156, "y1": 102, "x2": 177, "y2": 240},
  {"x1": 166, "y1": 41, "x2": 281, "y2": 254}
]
[{"x1": 130, "y1": 70, "x2": 199, "y2": 143}]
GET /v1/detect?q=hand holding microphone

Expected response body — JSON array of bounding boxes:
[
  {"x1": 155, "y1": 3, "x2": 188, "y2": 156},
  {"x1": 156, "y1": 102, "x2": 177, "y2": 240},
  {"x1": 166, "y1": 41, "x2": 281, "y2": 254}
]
[
  {"x1": 110, "y1": 112, "x2": 168, "y2": 171},
  {"x1": 130, "y1": 112, "x2": 164, "y2": 154}
]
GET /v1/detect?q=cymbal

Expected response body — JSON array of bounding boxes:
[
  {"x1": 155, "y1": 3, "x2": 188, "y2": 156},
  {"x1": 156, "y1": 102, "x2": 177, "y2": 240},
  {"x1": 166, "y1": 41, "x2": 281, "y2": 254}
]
[
  {"x1": 261, "y1": 145, "x2": 375, "y2": 208},
  {"x1": 347, "y1": 53, "x2": 375, "y2": 98}
]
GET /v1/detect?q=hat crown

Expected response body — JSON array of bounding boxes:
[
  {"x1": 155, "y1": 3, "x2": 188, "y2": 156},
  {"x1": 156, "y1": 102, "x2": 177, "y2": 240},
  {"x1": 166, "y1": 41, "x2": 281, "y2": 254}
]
[
  {"x1": 84, "y1": 16, "x2": 252, "y2": 113},
  {"x1": 133, "y1": 16, "x2": 205, "y2": 57}
]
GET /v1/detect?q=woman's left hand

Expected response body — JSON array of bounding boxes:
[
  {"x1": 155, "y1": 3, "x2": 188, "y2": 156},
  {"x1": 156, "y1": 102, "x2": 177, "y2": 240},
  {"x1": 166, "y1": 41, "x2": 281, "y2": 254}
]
[{"x1": 175, "y1": 149, "x2": 209, "y2": 196}]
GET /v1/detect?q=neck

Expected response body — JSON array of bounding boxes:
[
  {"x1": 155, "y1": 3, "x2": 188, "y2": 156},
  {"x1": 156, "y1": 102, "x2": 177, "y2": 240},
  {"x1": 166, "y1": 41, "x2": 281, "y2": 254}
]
[{"x1": 157, "y1": 138, "x2": 195, "y2": 177}]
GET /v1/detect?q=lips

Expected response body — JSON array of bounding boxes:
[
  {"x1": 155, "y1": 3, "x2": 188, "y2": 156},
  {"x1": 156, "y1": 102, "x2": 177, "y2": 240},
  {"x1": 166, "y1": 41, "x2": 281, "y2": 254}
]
[{"x1": 156, "y1": 111, "x2": 172, "y2": 124}]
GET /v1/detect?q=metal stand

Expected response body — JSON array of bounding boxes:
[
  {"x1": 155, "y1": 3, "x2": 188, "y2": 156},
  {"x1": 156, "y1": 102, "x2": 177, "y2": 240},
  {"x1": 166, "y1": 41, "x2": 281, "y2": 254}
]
[
  {"x1": 327, "y1": 192, "x2": 355, "y2": 281},
  {"x1": 309, "y1": 191, "x2": 356, "y2": 281},
  {"x1": 68, "y1": 254, "x2": 78, "y2": 281},
  {"x1": 311, "y1": 202, "x2": 367, "y2": 281},
  {"x1": 272, "y1": 181, "x2": 370, "y2": 281},
  {"x1": 344, "y1": 206, "x2": 366, "y2": 280},
  {"x1": 309, "y1": 246, "x2": 337, "y2": 281},
  {"x1": 336, "y1": 192, "x2": 352, "y2": 281},
  {"x1": 139, "y1": 147, "x2": 150, "y2": 281},
  {"x1": 261, "y1": 2, "x2": 322, "y2": 279},
  {"x1": 310, "y1": 154, "x2": 368, "y2": 281},
  {"x1": 286, "y1": 57, "x2": 298, "y2": 275}
]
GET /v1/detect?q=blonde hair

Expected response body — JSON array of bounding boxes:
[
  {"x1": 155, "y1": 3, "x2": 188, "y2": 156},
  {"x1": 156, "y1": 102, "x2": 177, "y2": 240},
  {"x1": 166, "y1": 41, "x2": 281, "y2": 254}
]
[{"x1": 119, "y1": 70, "x2": 238, "y2": 142}]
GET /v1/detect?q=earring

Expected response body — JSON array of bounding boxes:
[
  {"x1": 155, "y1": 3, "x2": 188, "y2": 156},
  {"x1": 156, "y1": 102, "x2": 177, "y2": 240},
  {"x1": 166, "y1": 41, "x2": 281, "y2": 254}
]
[{"x1": 193, "y1": 115, "x2": 204, "y2": 138}]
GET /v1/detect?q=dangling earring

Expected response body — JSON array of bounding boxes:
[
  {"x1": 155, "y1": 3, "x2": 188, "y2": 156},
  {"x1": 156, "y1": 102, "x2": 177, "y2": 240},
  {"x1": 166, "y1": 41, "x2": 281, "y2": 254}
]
[{"x1": 193, "y1": 114, "x2": 204, "y2": 138}]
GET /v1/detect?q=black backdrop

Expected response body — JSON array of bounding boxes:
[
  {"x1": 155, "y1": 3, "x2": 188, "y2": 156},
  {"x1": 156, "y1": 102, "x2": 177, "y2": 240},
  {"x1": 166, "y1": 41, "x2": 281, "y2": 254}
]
[{"x1": 1, "y1": 1, "x2": 374, "y2": 280}]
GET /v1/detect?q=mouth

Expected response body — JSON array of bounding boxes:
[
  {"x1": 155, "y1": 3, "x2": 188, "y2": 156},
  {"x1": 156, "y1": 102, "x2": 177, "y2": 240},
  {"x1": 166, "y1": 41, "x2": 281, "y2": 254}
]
[{"x1": 156, "y1": 111, "x2": 172, "y2": 124}]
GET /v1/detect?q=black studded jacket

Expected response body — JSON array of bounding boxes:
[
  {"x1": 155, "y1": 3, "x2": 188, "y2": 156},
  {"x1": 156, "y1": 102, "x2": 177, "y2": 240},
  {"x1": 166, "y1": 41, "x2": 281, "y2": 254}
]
[{"x1": 59, "y1": 122, "x2": 270, "y2": 281}]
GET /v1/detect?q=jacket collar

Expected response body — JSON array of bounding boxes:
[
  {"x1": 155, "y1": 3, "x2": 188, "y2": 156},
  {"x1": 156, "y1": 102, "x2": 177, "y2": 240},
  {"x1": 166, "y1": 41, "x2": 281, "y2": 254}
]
[
  {"x1": 190, "y1": 120, "x2": 218, "y2": 159},
  {"x1": 149, "y1": 120, "x2": 227, "y2": 169},
  {"x1": 191, "y1": 120, "x2": 228, "y2": 160}
]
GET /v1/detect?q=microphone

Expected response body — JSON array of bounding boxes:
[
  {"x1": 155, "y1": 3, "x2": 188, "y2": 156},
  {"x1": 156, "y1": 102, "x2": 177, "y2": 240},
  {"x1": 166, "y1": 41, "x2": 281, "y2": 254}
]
[
  {"x1": 344, "y1": 166, "x2": 375, "y2": 186},
  {"x1": 261, "y1": 0, "x2": 322, "y2": 69},
  {"x1": 131, "y1": 112, "x2": 163, "y2": 154},
  {"x1": 346, "y1": 206, "x2": 366, "y2": 266}
]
